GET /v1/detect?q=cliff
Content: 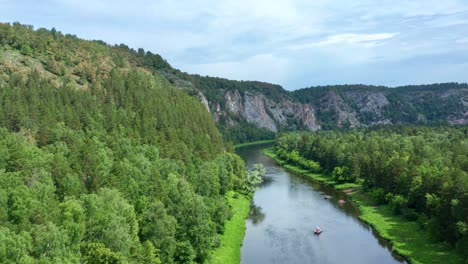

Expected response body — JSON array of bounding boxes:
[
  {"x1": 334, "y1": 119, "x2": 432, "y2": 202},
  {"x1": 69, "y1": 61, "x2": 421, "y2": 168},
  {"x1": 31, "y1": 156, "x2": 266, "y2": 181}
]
[{"x1": 167, "y1": 73, "x2": 467, "y2": 138}]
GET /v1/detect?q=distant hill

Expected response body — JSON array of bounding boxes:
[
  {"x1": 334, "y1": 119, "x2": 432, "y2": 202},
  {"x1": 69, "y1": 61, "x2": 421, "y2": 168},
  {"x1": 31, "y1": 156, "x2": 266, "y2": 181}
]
[
  {"x1": 158, "y1": 49, "x2": 468, "y2": 144},
  {"x1": 166, "y1": 74, "x2": 467, "y2": 143}
]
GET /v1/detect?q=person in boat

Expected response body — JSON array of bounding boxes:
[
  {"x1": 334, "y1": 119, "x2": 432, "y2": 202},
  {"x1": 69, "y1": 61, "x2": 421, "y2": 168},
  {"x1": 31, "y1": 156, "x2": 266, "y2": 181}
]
[{"x1": 315, "y1": 226, "x2": 321, "y2": 233}]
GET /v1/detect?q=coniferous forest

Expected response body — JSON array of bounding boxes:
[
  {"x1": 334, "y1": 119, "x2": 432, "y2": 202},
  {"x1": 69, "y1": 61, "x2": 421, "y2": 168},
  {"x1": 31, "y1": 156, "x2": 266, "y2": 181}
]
[{"x1": 0, "y1": 22, "x2": 255, "y2": 263}]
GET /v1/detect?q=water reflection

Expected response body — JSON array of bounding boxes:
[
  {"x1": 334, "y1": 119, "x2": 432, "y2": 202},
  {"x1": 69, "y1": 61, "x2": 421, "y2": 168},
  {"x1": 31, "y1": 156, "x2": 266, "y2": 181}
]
[
  {"x1": 248, "y1": 202, "x2": 265, "y2": 225},
  {"x1": 259, "y1": 175, "x2": 275, "y2": 188},
  {"x1": 238, "y1": 144, "x2": 406, "y2": 264}
]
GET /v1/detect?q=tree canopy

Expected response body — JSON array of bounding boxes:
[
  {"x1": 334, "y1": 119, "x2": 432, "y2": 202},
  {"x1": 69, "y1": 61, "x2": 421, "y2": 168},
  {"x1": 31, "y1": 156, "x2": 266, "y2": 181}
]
[
  {"x1": 275, "y1": 126, "x2": 468, "y2": 258},
  {"x1": 0, "y1": 22, "x2": 251, "y2": 263}
]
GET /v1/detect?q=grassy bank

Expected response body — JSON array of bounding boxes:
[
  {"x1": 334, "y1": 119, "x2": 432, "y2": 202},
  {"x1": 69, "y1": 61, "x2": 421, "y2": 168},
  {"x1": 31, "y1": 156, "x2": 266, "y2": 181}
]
[
  {"x1": 353, "y1": 193, "x2": 463, "y2": 264},
  {"x1": 263, "y1": 148, "x2": 360, "y2": 190},
  {"x1": 234, "y1": 139, "x2": 275, "y2": 149},
  {"x1": 206, "y1": 191, "x2": 250, "y2": 264},
  {"x1": 264, "y1": 147, "x2": 464, "y2": 264}
]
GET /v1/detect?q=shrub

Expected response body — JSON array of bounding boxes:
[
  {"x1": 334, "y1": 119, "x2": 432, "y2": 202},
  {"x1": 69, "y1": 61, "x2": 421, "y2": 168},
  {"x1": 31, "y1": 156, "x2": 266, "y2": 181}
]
[
  {"x1": 369, "y1": 188, "x2": 387, "y2": 205},
  {"x1": 389, "y1": 195, "x2": 408, "y2": 215}
]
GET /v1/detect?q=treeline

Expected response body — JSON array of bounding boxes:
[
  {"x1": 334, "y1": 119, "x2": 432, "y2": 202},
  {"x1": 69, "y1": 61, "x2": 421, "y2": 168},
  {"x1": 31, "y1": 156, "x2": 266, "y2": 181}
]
[
  {"x1": 275, "y1": 126, "x2": 468, "y2": 256},
  {"x1": 0, "y1": 22, "x2": 171, "y2": 87},
  {"x1": 218, "y1": 118, "x2": 276, "y2": 144},
  {"x1": 0, "y1": 22, "x2": 282, "y2": 144},
  {"x1": 0, "y1": 35, "x2": 253, "y2": 263}
]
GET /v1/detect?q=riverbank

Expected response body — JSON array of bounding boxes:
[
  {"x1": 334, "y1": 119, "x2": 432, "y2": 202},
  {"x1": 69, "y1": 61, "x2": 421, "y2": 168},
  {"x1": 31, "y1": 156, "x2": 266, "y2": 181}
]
[
  {"x1": 234, "y1": 139, "x2": 275, "y2": 149},
  {"x1": 263, "y1": 147, "x2": 464, "y2": 264},
  {"x1": 206, "y1": 191, "x2": 250, "y2": 264},
  {"x1": 354, "y1": 194, "x2": 463, "y2": 264},
  {"x1": 263, "y1": 148, "x2": 360, "y2": 191}
]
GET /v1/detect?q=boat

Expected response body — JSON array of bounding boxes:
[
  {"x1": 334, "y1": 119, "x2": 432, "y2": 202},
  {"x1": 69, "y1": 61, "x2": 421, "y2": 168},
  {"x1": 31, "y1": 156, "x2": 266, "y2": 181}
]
[
  {"x1": 323, "y1": 195, "x2": 332, "y2": 200},
  {"x1": 314, "y1": 226, "x2": 322, "y2": 235}
]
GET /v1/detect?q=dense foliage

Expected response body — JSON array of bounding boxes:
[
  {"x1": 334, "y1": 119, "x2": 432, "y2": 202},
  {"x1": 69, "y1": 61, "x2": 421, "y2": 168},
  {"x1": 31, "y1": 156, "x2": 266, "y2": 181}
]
[
  {"x1": 275, "y1": 126, "x2": 468, "y2": 258},
  {"x1": 4, "y1": 22, "x2": 465, "y2": 145},
  {"x1": 0, "y1": 22, "x2": 254, "y2": 263},
  {"x1": 164, "y1": 73, "x2": 286, "y2": 144},
  {"x1": 218, "y1": 119, "x2": 275, "y2": 144}
]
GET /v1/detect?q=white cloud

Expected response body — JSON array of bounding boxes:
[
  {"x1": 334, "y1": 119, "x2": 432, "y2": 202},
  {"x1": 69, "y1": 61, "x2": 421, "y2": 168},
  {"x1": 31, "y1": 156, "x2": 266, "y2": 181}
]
[
  {"x1": 3, "y1": 0, "x2": 468, "y2": 87},
  {"x1": 317, "y1": 33, "x2": 398, "y2": 46},
  {"x1": 286, "y1": 32, "x2": 398, "y2": 52},
  {"x1": 181, "y1": 53, "x2": 291, "y2": 84}
]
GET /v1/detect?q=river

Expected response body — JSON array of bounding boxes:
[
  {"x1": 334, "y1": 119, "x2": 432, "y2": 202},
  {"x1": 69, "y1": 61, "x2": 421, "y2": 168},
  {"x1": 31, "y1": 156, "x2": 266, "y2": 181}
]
[{"x1": 237, "y1": 144, "x2": 406, "y2": 264}]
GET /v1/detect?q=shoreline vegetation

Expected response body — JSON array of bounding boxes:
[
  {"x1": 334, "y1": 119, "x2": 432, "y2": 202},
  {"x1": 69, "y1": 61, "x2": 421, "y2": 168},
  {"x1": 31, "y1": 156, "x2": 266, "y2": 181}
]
[
  {"x1": 206, "y1": 192, "x2": 250, "y2": 264},
  {"x1": 208, "y1": 141, "x2": 272, "y2": 263},
  {"x1": 263, "y1": 147, "x2": 464, "y2": 264},
  {"x1": 233, "y1": 139, "x2": 275, "y2": 149}
]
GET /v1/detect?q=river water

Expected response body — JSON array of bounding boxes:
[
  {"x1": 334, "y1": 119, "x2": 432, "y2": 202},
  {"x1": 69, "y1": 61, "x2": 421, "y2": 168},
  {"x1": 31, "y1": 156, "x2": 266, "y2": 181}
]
[{"x1": 237, "y1": 144, "x2": 406, "y2": 264}]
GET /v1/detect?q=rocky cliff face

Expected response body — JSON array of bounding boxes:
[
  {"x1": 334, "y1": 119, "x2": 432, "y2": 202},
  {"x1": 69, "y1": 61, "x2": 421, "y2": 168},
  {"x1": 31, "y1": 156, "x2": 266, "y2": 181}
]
[
  {"x1": 266, "y1": 99, "x2": 320, "y2": 131},
  {"x1": 454, "y1": 88, "x2": 468, "y2": 125},
  {"x1": 319, "y1": 90, "x2": 361, "y2": 128},
  {"x1": 165, "y1": 71, "x2": 468, "y2": 135},
  {"x1": 193, "y1": 85, "x2": 468, "y2": 134},
  {"x1": 242, "y1": 92, "x2": 277, "y2": 132},
  {"x1": 197, "y1": 91, "x2": 210, "y2": 112},
  {"x1": 224, "y1": 90, "x2": 277, "y2": 131},
  {"x1": 343, "y1": 91, "x2": 392, "y2": 125},
  {"x1": 225, "y1": 90, "x2": 243, "y2": 115},
  {"x1": 222, "y1": 90, "x2": 321, "y2": 132}
]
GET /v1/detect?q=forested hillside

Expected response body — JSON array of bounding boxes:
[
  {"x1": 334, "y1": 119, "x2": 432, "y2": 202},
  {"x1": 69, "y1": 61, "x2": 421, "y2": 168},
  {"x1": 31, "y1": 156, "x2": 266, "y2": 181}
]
[
  {"x1": 3, "y1": 22, "x2": 465, "y2": 145},
  {"x1": 0, "y1": 22, "x2": 250, "y2": 263},
  {"x1": 273, "y1": 127, "x2": 468, "y2": 259}
]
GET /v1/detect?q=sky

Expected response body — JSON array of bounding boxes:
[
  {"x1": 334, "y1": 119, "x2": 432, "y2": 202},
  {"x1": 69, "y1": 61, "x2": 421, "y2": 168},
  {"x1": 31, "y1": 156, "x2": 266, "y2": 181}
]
[{"x1": 1, "y1": 0, "x2": 468, "y2": 90}]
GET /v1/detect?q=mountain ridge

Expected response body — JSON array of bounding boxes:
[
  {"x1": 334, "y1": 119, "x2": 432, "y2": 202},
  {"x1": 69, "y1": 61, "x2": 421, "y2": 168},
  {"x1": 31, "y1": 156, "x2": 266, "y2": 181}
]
[
  {"x1": 168, "y1": 70, "x2": 467, "y2": 141},
  {"x1": 1, "y1": 22, "x2": 466, "y2": 144}
]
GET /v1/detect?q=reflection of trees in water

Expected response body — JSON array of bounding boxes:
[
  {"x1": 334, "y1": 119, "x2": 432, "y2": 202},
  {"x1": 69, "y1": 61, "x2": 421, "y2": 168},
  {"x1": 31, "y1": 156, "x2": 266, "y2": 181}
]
[
  {"x1": 260, "y1": 176, "x2": 275, "y2": 188},
  {"x1": 248, "y1": 202, "x2": 266, "y2": 225}
]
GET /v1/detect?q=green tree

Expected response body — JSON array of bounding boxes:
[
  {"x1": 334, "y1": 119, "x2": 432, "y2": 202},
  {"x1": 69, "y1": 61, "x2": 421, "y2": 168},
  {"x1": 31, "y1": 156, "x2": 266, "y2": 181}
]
[{"x1": 246, "y1": 164, "x2": 266, "y2": 193}]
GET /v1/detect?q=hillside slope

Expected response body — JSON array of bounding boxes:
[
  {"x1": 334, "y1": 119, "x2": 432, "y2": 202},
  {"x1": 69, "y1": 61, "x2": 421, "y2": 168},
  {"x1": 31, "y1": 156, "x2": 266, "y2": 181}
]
[
  {"x1": 0, "y1": 22, "x2": 248, "y2": 263},
  {"x1": 4, "y1": 23, "x2": 464, "y2": 144}
]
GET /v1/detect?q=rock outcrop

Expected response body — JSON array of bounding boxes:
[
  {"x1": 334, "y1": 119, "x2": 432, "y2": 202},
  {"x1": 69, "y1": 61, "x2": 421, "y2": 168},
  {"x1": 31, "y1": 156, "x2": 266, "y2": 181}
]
[
  {"x1": 344, "y1": 91, "x2": 391, "y2": 125},
  {"x1": 266, "y1": 100, "x2": 320, "y2": 131},
  {"x1": 221, "y1": 90, "x2": 322, "y2": 132},
  {"x1": 242, "y1": 92, "x2": 277, "y2": 132},
  {"x1": 197, "y1": 91, "x2": 210, "y2": 112},
  {"x1": 320, "y1": 90, "x2": 360, "y2": 128},
  {"x1": 166, "y1": 72, "x2": 468, "y2": 134}
]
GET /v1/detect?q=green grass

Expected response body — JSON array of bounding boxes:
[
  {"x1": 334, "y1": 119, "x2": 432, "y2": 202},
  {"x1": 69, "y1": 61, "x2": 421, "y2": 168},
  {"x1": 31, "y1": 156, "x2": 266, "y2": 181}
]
[
  {"x1": 352, "y1": 193, "x2": 464, "y2": 264},
  {"x1": 263, "y1": 148, "x2": 361, "y2": 190},
  {"x1": 234, "y1": 139, "x2": 275, "y2": 149},
  {"x1": 264, "y1": 147, "x2": 465, "y2": 264},
  {"x1": 206, "y1": 191, "x2": 250, "y2": 264}
]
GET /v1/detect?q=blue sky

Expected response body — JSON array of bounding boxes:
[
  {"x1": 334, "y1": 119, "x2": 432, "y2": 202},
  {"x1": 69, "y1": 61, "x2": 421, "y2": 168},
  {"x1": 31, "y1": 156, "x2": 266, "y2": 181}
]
[{"x1": 1, "y1": 0, "x2": 468, "y2": 90}]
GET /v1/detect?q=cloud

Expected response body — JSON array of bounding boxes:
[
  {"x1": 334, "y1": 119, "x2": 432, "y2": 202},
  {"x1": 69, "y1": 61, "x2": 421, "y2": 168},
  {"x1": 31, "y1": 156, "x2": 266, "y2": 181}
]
[
  {"x1": 181, "y1": 53, "x2": 291, "y2": 84},
  {"x1": 2, "y1": 0, "x2": 468, "y2": 88},
  {"x1": 317, "y1": 33, "x2": 398, "y2": 46}
]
